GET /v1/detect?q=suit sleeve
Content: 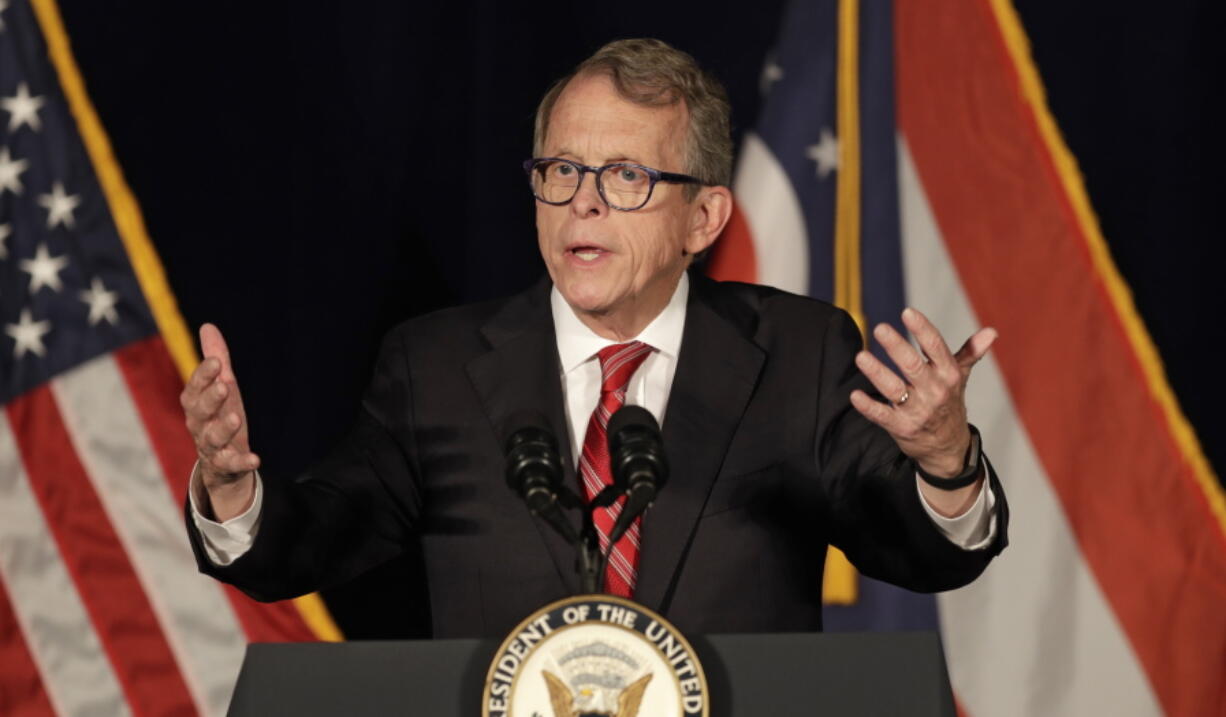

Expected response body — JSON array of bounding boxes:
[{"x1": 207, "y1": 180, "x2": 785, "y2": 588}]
[
  {"x1": 814, "y1": 310, "x2": 1009, "y2": 593},
  {"x1": 185, "y1": 327, "x2": 423, "y2": 601}
]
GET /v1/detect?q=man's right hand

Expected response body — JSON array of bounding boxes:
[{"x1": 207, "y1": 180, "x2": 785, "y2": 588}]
[{"x1": 180, "y1": 323, "x2": 259, "y2": 522}]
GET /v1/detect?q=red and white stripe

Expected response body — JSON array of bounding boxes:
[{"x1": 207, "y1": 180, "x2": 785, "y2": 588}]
[
  {"x1": 51, "y1": 351, "x2": 249, "y2": 713},
  {"x1": 895, "y1": 2, "x2": 1226, "y2": 714},
  {"x1": 727, "y1": 132, "x2": 810, "y2": 293},
  {"x1": 0, "y1": 578, "x2": 60, "y2": 717},
  {"x1": 0, "y1": 415, "x2": 130, "y2": 717},
  {"x1": 897, "y1": 137, "x2": 1161, "y2": 716},
  {"x1": 0, "y1": 336, "x2": 318, "y2": 715}
]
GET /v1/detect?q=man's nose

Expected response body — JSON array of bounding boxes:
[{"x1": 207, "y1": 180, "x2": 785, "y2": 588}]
[{"x1": 569, "y1": 172, "x2": 608, "y2": 218}]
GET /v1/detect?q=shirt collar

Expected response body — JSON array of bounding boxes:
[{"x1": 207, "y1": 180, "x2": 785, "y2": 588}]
[{"x1": 551, "y1": 272, "x2": 689, "y2": 374}]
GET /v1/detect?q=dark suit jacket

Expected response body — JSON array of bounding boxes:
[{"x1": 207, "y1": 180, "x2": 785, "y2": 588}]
[{"x1": 188, "y1": 272, "x2": 1008, "y2": 638}]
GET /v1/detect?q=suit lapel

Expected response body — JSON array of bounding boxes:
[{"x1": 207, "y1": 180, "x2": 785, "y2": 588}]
[
  {"x1": 465, "y1": 278, "x2": 581, "y2": 595},
  {"x1": 634, "y1": 277, "x2": 765, "y2": 613}
]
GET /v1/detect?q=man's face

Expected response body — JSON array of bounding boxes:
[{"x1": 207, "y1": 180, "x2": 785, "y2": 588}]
[{"x1": 536, "y1": 73, "x2": 710, "y2": 323}]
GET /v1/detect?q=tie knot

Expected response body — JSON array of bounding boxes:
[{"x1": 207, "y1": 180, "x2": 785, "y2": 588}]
[{"x1": 596, "y1": 341, "x2": 654, "y2": 395}]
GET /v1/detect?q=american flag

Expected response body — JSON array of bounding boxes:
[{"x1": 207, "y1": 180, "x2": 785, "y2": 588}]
[
  {"x1": 708, "y1": 0, "x2": 1226, "y2": 715},
  {"x1": 0, "y1": 1, "x2": 330, "y2": 714}
]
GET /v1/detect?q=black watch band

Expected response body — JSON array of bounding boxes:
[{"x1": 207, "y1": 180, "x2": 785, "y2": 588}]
[{"x1": 916, "y1": 425, "x2": 984, "y2": 490}]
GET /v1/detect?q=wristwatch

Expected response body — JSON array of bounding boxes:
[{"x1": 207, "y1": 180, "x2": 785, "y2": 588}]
[{"x1": 917, "y1": 424, "x2": 984, "y2": 490}]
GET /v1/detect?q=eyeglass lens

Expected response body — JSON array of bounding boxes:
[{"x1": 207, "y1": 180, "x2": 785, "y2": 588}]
[{"x1": 530, "y1": 160, "x2": 653, "y2": 210}]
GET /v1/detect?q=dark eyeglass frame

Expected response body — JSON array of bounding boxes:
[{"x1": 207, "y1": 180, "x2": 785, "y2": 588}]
[{"x1": 522, "y1": 157, "x2": 704, "y2": 212}]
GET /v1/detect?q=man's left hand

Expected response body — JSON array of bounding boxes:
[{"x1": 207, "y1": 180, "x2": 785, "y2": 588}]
[{"x1": 849, "y1": 307, "x2": 997, "y2": 478}]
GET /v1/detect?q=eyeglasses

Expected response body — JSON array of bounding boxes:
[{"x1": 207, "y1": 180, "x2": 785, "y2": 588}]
[{"x1": 523, "y1": 157, "x2": 704, "y2": 212}]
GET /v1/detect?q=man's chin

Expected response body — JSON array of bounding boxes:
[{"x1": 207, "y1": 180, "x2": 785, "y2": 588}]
[
  {"x1": 556, "y1": 283, "x2": 618, "y2": 316},
  {"x1": 562, "y1": 295, "x2": 614, "y2": 317}
]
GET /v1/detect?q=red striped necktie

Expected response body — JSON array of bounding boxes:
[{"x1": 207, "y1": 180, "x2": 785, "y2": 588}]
[{"x1": 579, "y1": 341, "x2": 655, "y2": 597}]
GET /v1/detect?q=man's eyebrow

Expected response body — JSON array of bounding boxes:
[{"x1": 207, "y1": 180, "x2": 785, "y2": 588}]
[{"x1": 549, "y1": 149, "x2": 645, "y2": 165}]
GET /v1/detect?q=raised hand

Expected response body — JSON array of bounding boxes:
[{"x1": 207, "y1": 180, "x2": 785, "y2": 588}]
[
  {"x1": 849, "y1": 307, "x2": 996, "y2": 483},
  {"x1": 180, "y1": 323, "x2": 259, "y2": 521}
]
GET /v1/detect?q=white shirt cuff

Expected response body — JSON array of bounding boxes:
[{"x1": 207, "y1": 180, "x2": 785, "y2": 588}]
[
  {"x1": 916, "y1": 469, "x2": 997, "y2": 550},
  {"x1": 188, "y1": 461, "x2": 263, "y2": 566}
]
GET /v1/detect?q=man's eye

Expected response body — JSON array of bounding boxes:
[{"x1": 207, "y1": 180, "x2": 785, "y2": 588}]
[{"x1": 618, "y1": 167, "x2": 645, "y2": 183}]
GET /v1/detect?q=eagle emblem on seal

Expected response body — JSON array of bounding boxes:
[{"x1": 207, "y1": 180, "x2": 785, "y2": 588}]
[{"x1": 541, "y1": 640, "x2": 654, "y2": 717}]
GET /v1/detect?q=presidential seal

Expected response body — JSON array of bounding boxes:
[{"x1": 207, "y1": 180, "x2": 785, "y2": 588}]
[{"x1": 482, "y1": 595, "x2": 708, "y2": 717}]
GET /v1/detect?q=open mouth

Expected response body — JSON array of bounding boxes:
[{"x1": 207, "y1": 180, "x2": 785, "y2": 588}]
[{"x1": 569, "y1": 246, "x2": 608, "y2": 262}]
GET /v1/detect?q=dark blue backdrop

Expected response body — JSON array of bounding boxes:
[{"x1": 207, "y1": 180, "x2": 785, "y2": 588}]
[{"x1": 52, "y1": 0, "x2": 1224, "y2": 638}]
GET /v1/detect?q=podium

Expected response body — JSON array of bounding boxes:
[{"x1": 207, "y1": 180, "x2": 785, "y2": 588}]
[{"x1": 228, "y1": 631, "x2": 955, "y2": 716}]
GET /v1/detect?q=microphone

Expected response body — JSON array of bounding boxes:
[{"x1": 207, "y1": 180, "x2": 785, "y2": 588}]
[
  {"x1": 605, "y1": 405, "x2": 668, "y2": 548},
  {"x1": 504, "y1": 412, "x2": 578, "y2": 545}
]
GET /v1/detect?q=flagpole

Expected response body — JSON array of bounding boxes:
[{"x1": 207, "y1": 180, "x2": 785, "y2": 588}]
[{"x1": 823, "y1": 0, "x2": 865, "y2": 606}]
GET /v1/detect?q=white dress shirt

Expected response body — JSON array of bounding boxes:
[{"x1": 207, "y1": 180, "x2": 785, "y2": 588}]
[{"x1": 192, "y1": 272, "x2": 996, "y2": 564}]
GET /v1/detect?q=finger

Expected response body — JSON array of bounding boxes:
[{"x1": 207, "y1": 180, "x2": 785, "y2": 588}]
[
  {"x1": 199, "y1": 323, "x2": 235, "y2": 382},
  {"x1": 901, "y1": 307, "x2": 955, "y2": 368},
  {"x1": 854, "y1": 351, "x2": 908, "y2": 405},
  {"x1": 202, "y1": 412, "x2": 243, "y2": 450},
  {"x1": 207, "y1": 447, "x2": 261, "y2": 475},
  {"x1": 850, "y1": 389, "x2": 903, "y2": 433},
  {"x1": 184, "y1": 357, "x2": 222, "y2": 398},
  {"x1": 872, "y1": 322, "x2": 928, "y2": 382},
  {"x1": 953, "y1": 327, "x2": 998, "y2": 370},
  {"x1": 189, "y1": 380, "x2": 230, "y2": 425}
]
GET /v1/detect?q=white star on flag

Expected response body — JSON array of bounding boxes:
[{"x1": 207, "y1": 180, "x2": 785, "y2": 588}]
[
  {"x1": 80, "y1": 277, "x2": 120, "y2": 326},
  {"x1": 760, "y1": 56, "x2": 784, "y2": 96},
  {"x1": 5, "y1": 308, "x2": 52, "y2": 358},
  {"x1": 38, "y1": 181, "x2": 81, "y2": 228},
  {"x1": 1, "y1": 82, "x2": 45, "y2": 133},
  {"x1": 0, "y1": 145, "x2": 29, "y2": 195},
  {"x1": 0, "y1": 222, "x2": 10, "y2": 259},
  {"x1": 806, "y1": 127, "x2": 839, "y2": 179},
  {"x1": 19, "y1": 242, "x2": 69, "y2": 293}
]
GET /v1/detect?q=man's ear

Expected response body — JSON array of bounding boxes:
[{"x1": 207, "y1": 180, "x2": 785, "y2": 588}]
[{"x1": 685, "y1": 185, "x2": 733, "y2": 256}]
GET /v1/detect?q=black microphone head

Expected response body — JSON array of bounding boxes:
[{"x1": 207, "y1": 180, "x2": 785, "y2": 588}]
[
  {"x1": 607, "y1": 405, "x2": 659, "y2": 442},
  {"x1": 503, "y1": 411, "x2": 555, "y2": 456},
  {"x1": 503, "y1": 411, "x2": 562, "y2": 499},
  {"x1": 607, "y1": 405, "x2": 667, "y2": 493}
]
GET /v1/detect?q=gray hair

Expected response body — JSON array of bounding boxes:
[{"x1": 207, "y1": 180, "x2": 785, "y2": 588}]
[{"x1": 533, "y1": 38, "x2": 734, "y2": 198}]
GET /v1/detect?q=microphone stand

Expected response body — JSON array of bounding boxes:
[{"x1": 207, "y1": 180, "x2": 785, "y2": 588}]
[
  {"x1": 528, "y1": 482, "x2": 608, "y2": 595},
  {"x1": 577, "y1": 518, "x2": 601, "y2": 595},
  {"x1": 580, "y1": 483, "x2": 624, "y2": 594}
]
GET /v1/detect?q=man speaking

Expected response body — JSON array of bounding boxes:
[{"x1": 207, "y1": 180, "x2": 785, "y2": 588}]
[{"x1": 182, "y1": 39, "x2": 1007, "y2": 637}]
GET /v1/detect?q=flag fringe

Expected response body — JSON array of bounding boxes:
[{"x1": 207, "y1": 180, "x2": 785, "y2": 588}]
[{"x1": 292, "y1": 593, "x2": 343, "y2": 643}]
